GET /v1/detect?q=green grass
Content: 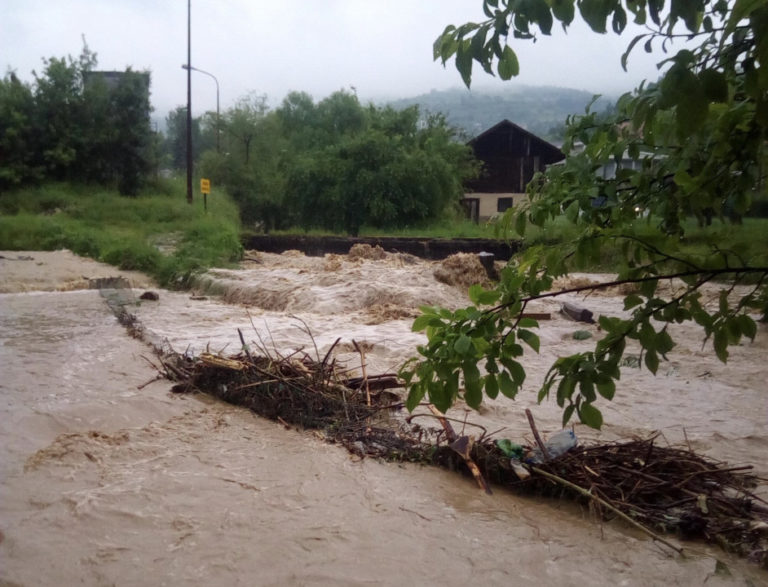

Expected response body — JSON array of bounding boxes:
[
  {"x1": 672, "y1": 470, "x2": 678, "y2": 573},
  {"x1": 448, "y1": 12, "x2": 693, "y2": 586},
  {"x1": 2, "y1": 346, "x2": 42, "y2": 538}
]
[
  {"x1": 360, "y1": 218, "x2": 498, "y2": 239},
  {"x1": 517, "y1": 214, "x2": 768, "y2": 272},
  {"x1": 256, "y1": 209, "x2": 768, "y2": 275},
  {"x1": 0, "y1": 180, "x2": 243, "y2": 287},
  {"x1": 264, "y1": 216, "x2": 499, "y2": 239},
  {"x1": 7, "y1": 181, "x2": 762, "y2": 284}
]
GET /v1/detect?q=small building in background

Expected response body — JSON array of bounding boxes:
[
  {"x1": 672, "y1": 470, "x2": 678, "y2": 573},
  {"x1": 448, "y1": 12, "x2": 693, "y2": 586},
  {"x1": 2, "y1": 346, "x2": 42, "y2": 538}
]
[
  {"x1": 462, "y1": 119, "x2": 564, "y2": 222},
  {"x1": 83, "y1": 70, "x2": 151, "y2": 101}
]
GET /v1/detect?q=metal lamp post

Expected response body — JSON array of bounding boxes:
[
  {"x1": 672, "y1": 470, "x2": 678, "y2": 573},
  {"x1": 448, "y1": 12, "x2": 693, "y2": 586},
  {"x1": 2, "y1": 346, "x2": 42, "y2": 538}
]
[
  {"x1": 186, "y1": 0, "x2": 192, "y2": 204},
  {"x1": 181, "y1": 64, "x2": 220, "y2": 153}
]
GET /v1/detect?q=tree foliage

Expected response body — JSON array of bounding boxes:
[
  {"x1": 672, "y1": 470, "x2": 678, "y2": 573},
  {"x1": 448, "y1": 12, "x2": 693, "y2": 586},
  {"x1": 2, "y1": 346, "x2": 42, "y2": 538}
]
[
  {"x1": 0, "y1": 41, "x2": 153, "y2": 195},
  {"x1": 163, "y1": 106, "x2": 205, "y2": 171},
  {"x1": 403, "y1": 0, "x2": 768, "y2": 428},
  {"x1": 200, "y1": 90, "x2": 477, "y2": 234}
]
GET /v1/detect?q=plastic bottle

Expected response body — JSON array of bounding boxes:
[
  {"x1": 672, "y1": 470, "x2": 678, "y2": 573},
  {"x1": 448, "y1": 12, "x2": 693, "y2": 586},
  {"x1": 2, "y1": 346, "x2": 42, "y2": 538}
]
[{"x1": 527, "y1": 428, "x2": 578, "y2": 463}]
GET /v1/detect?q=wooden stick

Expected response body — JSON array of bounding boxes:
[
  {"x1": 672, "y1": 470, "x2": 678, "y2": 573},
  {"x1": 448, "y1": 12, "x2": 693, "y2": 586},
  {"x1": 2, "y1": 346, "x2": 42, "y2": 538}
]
[
  {"x1": 525, "y1": 408, "x2": 551, "y2": 462},
  {"x1": 238, "y1": 328, "x2": 254, "y2": 364},
  {"x1": 516, "y1": 312, "x2": 552, "y2": 320},
  {"x1": 530, "y1": 465, "x2": 684, "y2": 556},
  {"x1": 428, "y1": 405, "x2": 492, "y2": 495},
  {"x1": 352, "y1": 340, "x2": 371, "y2": 406}
]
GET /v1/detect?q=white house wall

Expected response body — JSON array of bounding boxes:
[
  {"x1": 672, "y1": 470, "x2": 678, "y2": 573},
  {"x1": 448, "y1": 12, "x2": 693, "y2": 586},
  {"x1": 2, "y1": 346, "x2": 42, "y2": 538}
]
[{"x1": 465, "y1": 192, "x2": 528, "y2": 221}]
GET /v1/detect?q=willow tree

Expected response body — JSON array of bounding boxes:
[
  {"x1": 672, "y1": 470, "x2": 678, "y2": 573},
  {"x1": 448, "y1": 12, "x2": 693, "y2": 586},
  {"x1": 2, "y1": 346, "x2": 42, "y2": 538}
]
[{"x1": 402, "y1": 0, "x2": 768, "y2": 428}]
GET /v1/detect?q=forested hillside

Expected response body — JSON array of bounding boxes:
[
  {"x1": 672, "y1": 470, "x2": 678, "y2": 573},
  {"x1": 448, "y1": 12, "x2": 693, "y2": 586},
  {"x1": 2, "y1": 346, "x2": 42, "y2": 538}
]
[{"x1": 387, "y1": 85, "x2": 614, "y2": 141}]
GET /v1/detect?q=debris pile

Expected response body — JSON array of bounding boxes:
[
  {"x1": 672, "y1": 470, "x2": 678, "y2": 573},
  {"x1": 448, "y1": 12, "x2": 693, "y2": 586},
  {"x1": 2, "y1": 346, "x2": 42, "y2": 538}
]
[
  {"x1": 348, "y1": 243, "x2": 387, "y2": 261},
  {"x1": 158, "y1": 343, "x2": 768, "y2": 567},
  {"x1": 433, "y1": 253, "x2": 494, "y2": 289}
]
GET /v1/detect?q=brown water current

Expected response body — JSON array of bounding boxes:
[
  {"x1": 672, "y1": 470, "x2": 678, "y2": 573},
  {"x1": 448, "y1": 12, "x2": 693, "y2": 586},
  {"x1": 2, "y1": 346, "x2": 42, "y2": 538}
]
[{"x1": 1, "y1": 250, "x2": 767, "y2": 585}]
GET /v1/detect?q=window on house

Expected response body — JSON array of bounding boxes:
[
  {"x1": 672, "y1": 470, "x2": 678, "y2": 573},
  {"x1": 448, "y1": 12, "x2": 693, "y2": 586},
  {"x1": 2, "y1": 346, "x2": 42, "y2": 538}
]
[{"x1": 497, "y1": 197, "x2": 513, "y2": 212}]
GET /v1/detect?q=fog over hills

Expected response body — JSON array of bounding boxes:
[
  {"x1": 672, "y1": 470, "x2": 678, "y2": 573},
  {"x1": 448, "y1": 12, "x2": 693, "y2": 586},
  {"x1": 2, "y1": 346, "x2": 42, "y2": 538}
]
[
  {"x1": 152, "y1": 85, "x2": 616, "y2": 143},
  {"x1": 386, "y1": 85, "x2": 617, "y2": 143}
]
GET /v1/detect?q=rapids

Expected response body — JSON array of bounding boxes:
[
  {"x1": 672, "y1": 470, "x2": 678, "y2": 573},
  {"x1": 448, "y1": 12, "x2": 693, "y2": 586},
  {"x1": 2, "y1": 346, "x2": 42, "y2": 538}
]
[{"x1": 1, "y1": 249, "x2": 766, "y2": 585}]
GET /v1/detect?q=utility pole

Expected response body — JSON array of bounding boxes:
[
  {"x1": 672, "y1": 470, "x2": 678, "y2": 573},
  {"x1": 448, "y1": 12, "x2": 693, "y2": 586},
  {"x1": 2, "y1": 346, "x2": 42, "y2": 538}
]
[{"x1": 186, "y1": 0, "x2": 193, "y2": 204}]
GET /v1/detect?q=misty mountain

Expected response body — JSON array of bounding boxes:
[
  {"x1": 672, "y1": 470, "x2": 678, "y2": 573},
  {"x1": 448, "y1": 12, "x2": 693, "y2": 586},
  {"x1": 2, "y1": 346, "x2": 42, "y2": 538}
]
[{"x1": 386, "y1": 85, "x2": 616, "y2": 143}]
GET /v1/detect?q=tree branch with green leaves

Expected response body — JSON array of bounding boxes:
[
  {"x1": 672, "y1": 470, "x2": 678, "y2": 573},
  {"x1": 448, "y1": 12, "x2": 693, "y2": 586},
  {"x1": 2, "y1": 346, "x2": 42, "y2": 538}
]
[{"x1": 401, "y1": 0, "x2": 768, "y2": 428}]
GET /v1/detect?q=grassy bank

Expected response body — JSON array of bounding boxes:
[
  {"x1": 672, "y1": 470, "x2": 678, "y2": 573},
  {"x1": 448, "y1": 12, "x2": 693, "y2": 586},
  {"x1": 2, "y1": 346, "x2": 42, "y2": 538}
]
[
  {"x1": 265, "y1": 212, "x2": 768, "y2": 274},
  {"x1": 4, "y1": 182, "x2": 764, "y2": 283},
  {"x1": 518, "y1": 215, "x2": 768, "y2": 272},
  {"x1": 0, "y1": 180, "x2": 243, "y2": 287},
  {"x1": 261, "y1": 216, "x2": 498, "y2": 240}
]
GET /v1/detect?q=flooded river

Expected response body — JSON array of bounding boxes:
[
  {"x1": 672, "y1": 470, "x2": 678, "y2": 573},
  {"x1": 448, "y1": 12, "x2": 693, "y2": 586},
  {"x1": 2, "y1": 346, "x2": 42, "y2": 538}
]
[{"x1": 1, "y1": 250, "x2": 766, "y2": 586}]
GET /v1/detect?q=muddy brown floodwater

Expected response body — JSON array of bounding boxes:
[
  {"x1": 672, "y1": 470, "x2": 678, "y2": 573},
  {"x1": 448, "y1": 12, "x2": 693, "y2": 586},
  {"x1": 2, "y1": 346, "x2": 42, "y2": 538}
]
[{"x1": 1, "y1": 249, "x2": 767, "y2": 586}]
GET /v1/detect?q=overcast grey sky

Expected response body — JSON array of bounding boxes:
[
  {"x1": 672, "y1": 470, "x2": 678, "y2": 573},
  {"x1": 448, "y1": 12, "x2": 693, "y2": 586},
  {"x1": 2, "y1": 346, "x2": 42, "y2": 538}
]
[{"x1": 2, "y1": 0, "x2": 665, "y2": 119}]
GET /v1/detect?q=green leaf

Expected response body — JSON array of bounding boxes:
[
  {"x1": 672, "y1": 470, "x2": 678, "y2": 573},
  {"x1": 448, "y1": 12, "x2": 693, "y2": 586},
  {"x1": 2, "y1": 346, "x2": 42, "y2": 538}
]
[
  {"x1": 470, "y1": 24, "x2": 490, "y2": 61},
  {"x1": 579, "y1": 0, "x2": 610, "y2": 32},
  {"x1": 565, "y1": 199, "x2": 580, "y2": 222},
  {"x1": 497, "y1": 45, "x2": 520, "y2": 80},
  {"x1": 724, "y1": 0, "x2": 764, "y2": 38},
  {"x1": 713, "y1": 328, "x2": 729, "y2": 362},
  {"x1": 622, "y1": 34, "x2": 646, "y2": 71},
  {"x1": 612, "y1": 5, "x2": 627, "y2": 34},
  {"x1": 644, "y1": 349, "x2": 659, "y2": 374},
  {"x1": 456, "y1": 39, "x2": 474, "y2": 87},
  {"x1": 556, "y1": 376, "x2": 576, "y2": 407},
  {"x1": 464, "y1": 375, "x2": 483, "y2": 409},
  {"x1": 596, "y1": 377, "x2": 616, "y2": 400},
  {"x1": 562, "y1": 403, "x2": 576, "y2": 427},
  {"x1": 737, "y1": 314, "x2": 757, "y2": 340},
  {"x1": 623, "y1": 293, "x2": 644, "y2": 310},
  {"x1": 485, "y1": 374, "x2": 499, "y2": 399},
  {"x1": 463, "y1": 361, "x2": 481, "y2": 383},
  {"x1": 579, "y1": 402, "x2": 603, "y2": 429},
  {"x1": 454, "y1": 334, "x2": 472, "y2": 355},
  {"x1": 551, "y1": 0, "x2": 576, "y2": 25},
  {"x1": 640, "y1": 279, "x2": 658, "y2": 298},
  {"x1": 719, "y1": 290, "x2": 729, "y2": 314},
  {"x1": 429, "y1": 380, "x2": 452, "y2": 413},
  {"x1": 648, "y1": 0, "x2": 662, "y2": 25},
  {"x1": 579, "y1": 378, "x2": 596, "y2": 402},
  {"x1": 506, "y1": 358, "x2": 526, "y2": 386},
  {"x1": 412, "y1": 313, "x2": 439, "y2": 332},
  {"x1": 514, "y1": 210, "x2": 527, "y2": 236},
  {"x1": 533, "y1": 0, "x2": 554, "y2": 34},
  {"x1": 676, "y1": 86, "x2": 708, "y2": 137},
  {"x1": 699, "y1": 69, "x2": 728, "y2": 102},
  {"x1": 476, "y1": 288, "x2": 502, "y2": 306},
  {"x1": 638, "y1": 321, "x2": 656, "y2": 348},
  {"x1": 499, "y1": 370, "x2": 518, "y2": 399},
  {"x1": 518, "y1": 329, "x2": 540, "y2": 352},
  {"x1": 656, "y1": 330, "x2": 675, "y2": 355},
  {"x1": 406, "y1": 382, "x2": 426, "y2": 412},
  {"x1": 433, "y1": 25, "x2": 457, "y2": 60},
  {"x1": 468, "y1": 284, "x2": 484, "y2": 305},
  {"x1": 518, "y1": 317, "x2": 539, "y2": 328}
]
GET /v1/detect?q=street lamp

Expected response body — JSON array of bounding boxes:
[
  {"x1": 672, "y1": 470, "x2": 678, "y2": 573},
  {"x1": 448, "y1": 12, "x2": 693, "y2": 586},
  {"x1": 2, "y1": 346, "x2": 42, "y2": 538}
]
[{"x1": 182, "y1": 64, "x2": 220, "y2": 153}]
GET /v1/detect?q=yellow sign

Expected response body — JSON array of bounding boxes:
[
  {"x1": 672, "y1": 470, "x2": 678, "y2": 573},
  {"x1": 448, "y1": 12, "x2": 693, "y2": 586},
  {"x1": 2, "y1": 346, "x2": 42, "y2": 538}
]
[{"x1": 200, "y1": 178, "x2": 211, "y2": 194}]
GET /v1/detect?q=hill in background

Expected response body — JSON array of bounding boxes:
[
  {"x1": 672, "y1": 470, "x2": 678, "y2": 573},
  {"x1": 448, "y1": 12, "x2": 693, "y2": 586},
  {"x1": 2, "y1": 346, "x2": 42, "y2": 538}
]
[{"x1": 386, "y1": 85, "x2": 615, "y2": 143}]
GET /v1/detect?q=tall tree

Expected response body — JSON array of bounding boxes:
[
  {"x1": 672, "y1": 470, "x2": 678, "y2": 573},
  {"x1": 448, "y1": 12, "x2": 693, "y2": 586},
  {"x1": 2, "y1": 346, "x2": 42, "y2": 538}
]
[
  {"x1": 225, "y1": 92, "x2": 269, "y2": 165},
  {"x1": 32, "y1": 55, "x2": 86, "y2": 179},
  {"x1": 403, "y1": 0, "x2": 768, "y2": 427},
  {"x1": 164, "y1": 106, "x2": 203, "y2": 170},
  {"x1": 200, "y1": 94, "x2": 288, "y2": 229},
  {"x1": 0, "y1": 72, "x2": 40, "y2": 189},
  {"x1": 1, "y1": 41, "x2": 154, "y2": 194},
  {"x1": 109, "y1": 70, "x2": 152, "y2": 196},
  {"x1": 283, "y1": 93, "x2": 476, "y2": 235}
]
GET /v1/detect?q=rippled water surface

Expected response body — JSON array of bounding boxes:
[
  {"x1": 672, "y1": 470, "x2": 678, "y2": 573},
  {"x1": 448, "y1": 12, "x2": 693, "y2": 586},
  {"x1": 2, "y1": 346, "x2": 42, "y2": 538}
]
[{"x1": 1, "y1": 251, "x2": 767, "y2": 586}]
